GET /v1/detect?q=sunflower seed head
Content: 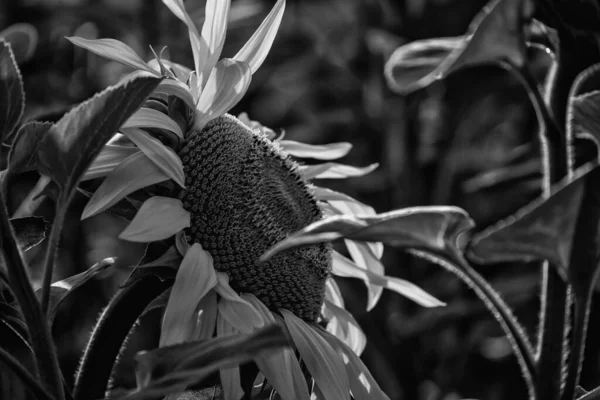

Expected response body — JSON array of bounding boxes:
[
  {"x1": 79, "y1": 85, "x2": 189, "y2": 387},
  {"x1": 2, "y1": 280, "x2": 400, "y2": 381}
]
[{"x1": 178, "y1": 114, "x2": 331, "y2": 321}]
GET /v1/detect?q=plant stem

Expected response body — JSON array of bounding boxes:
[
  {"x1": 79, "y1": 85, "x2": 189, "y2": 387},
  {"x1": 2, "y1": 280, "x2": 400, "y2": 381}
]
[
  {"x1": 0, "y1": 346, "x2": 57, "y2": 400},
  {"x1": 563, "y1": 291, "x2": 593, "y2": 400},
  {"x1": 40, "y1": 199, "x2": 67, "y2": 314},
  {"x1": 0, "y1": 182, "x2": 65, "y2": 400}
]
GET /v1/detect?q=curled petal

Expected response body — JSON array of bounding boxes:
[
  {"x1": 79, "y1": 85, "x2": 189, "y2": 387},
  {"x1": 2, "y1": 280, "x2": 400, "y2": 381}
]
[{"x1": 323, "y1": 300, "x2": 366, "y2": 356}]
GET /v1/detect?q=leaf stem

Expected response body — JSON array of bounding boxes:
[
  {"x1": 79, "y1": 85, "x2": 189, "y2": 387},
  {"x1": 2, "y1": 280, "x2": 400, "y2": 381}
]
[
  {"x1": 0, "y1": 346, "x2": 57, "y2": 400},
  {"x1": 563, "y1": 291, "x2": 593, "y2": 400},
  {"x1": 40, "y1": 199, "x2": 67, "y2": 314}
]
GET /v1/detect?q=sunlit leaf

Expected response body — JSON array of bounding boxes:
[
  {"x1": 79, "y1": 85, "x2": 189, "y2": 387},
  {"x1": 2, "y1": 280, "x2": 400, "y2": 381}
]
[
  {"x1": 198, "y1": 0, "x2": 231, "y2": 85},
  {"x1": 299, "y1": 162, "x2": 378, "y2": 180},
  {"x1": 261, "y1": 206, "x2": 474, "y2": 268},
  {"x1": 9, "y1": 216, "x2": 48, "y2": 252},
  {"x1": 233, "y1": 0, "x2": 285, "y2": 74},
  {"x1": 122, "y1": 107, "x2": 183, "y2": 138},
  {"x1": 119, "y1": 196, "x2": 190, "y2": 242},
  {"x1": 344, "y1": 240, "x2": 384, "y2": 311},
  {"x1": 123, "y1": 127, "x2": 185, "y2": 187},
  {"x1": 66, "y1": 37, "x2": 159, "y2": 76},
  {"x1": 161, "y1": 243, "x2": 217, "y2": 346},
  {"x1": 280, "y1": 140, "x2": 352, "y2": 160},
  {"x1": 467, "y1": 163, "x2": 596, "y2": 274},
  {"x1": 0, "y1": 40, "x2": 24, "y2": 141},
  {"x1": 281, "y1": 309, "x2": 349, "y2": 400},
  {"x1": 82, "y1": 152, "x2": 169, "y2": 219}
]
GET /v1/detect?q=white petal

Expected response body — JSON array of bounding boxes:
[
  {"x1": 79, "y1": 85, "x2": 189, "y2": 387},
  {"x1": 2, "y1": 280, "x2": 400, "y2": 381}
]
[
  {"x1": 298, "y1": 162, "x2": 378, "y2": 180},
  {"x1": 122, "y1": 107, "x2": 183, "y2": 138},
  {"x1": 215, "y1": 273, "x2": 263, "y2": 333},
  {"x1": 81, "y1": 152, "x2": 169, "y2": 219},
  {"x1": 281, "y1": 309, "x2": 350, "y2": 400},
  {"x1": 332, "y1": 251, "x2": 445, "y2": 308},
  {"x1": 194, "y1": 58, "x2": 251, "y2": 129},
  {"x1": 234, "y1": 0, "x2": 285, "y2": 74},
  {"x1": 148, "y1": 58, "x2": 192, "y2": 82},
  {"x1": 121, "y1": 127, "x2": 185, "y2": 187},
  {"x1": 325, "y1": 278, "x2": 345, "y2": 308},
  {"x1": 344, "y1": 240, "x2": 384, "y2": 311},
  {"x1": 280, "y1": 140, "x2": 352, "y2": 160},
  {"x1": 323, "y1": 300, "x2": 366, "y2": 356},
  {"x1": 118, "y1": 196, "x2": 190, "y2": 242},
  {"x1": 160, "y1": 243, "x2": 218, "y2": 346},
  {"x1": 193, "y1": 290, "x2": 217, "y2": 340},
  {"x1": 329, "y1": 200, "x2": 383, "y2": 258},
  {"x1": 243, "y1": 294, "x2": 310, "y2": 400},
  {"x1": 217, "y1": 314, "x2": 244, "y2": 400},
  {"x1": 82, "y1": 144, "x2": 139, "y2": 181},
  {"x1": 199, "y1": 0, "x2": 231, "y2": 85}
]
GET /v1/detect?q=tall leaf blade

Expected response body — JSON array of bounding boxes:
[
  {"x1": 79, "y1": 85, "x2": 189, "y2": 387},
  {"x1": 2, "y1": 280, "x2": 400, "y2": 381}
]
[{"x1": 0, "y1": 40, "x2": 24, "y2": 141}]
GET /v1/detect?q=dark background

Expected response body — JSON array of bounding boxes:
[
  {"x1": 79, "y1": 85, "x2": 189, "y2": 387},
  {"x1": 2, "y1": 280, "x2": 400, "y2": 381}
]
[{"x1": 3, "y1": 0, "x2": 598, "y2": 399}]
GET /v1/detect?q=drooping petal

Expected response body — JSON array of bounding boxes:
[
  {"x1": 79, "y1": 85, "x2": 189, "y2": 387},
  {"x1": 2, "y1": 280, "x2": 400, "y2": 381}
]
[
  {"x1": 323, "y1": 300, "x2": 366, "y2": 356},
  {"x1": 81, "y1": 152, "x2": 169, "y2": 219},
  {"x1": 194, "y1": 58, "x2": 251, "y2": 129},
  {"x1": 298, "y1": 162, "x2": 379, "y2": 180},
  {"x1": 121, "y1": 127, "x2": 185, "y2": 187},
  {"x1": 160, "y1": 243, "x2": 218, "y2": 346},
  {"x1": 155, "y1": 79, "x2": 196, "y2": 110},
  {"x1": 161, "y1": 0, "x2": 204, "y2": 78},
  {"x1": 217, "y1": 314, "x2": 244, "y2": 400},
  {"x1": 325, "y1": 278, "x2": 345, "y2": 308},
  {"x1": 280, "y1": 140, "x2": 352, "y2": 160},
  {"x1": 215, "y1": 273, "x2": 263, "y2": 333},
  {"x1": 82, "y1": 144, "x2": 139, "y2": 181},
  {"x1": 344, "y1": 240, "x2": 384, "y2": 311},
  {"x1": 122, "y1": 107, "x2": 183, "y2": 138},
  {"x1": 193, "y1": 290, "x2": 217, "y2": 340},
  {"x1": 233, "y1": 0, "x2": 286, "y2": 74},
  {"x1": 329, "y1": 200, "x2": 383, "y2": 258},
  {"x1": 66, "y1": 37, "x2": 160, "y2": 76},
  {"x1": 198, "y1": 0, "x2": 231, "y2": 85},
  {"x1": 318, "y1": 329, "x2": 390, "y2": 400},
  {"x1": 119, "y1": 197, "x2": 190, "y2": 242},
  {"x1": 243, "y1": 294, "x2": 310, "y2": 400},
  {"x1": 175, "y1": 231, "x2": 191, "y2": 256},
  {"x1": 281, "y1": 309, "x2": 350, "y2": 400},
  {"x1": 332, "y1": 251, "x2": 445, "y2": 308}
]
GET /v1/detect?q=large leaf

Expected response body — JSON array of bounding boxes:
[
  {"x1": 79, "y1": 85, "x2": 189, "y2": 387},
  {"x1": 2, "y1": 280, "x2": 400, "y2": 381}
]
[
  {"x1": 114, "y1": 325, "x2": 289, "y2": 400},
  {"x1": 9, "y1": 216, "x2": 48, "y2": 251},
  {"x1": 0, "y1": 40, "x2": 24, "y2": 142},
  {"x1": 467, "y1": 163, "x2": 596, "y2": 275},
  {"x1": 6, "y1": 121, "x2": 51, "y2": 175},
  {"x1": 37, "y1": 74, "x2": 161, "y2": 203},
  {"x1": 385, "y1": 0, "x2": 534, "y2": 94},
  {"x1": 260, "y1": 206, "x2": 474, "y2": 267}
]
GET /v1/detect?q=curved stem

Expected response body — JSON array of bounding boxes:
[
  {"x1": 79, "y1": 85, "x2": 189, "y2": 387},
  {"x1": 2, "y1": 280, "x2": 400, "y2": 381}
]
[
  {"x1": 0, "y1": 346, "x2": 57, "y2": 400},
  {"x1": 41, "y1": 199, "x2": 67, "y2": 314},
  {"x1": 563, "y1": 292, "x2": 593, "y2": 400}
]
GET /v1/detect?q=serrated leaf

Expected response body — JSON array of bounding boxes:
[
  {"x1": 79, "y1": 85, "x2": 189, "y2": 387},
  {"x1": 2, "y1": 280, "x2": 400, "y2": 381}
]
[
  {"x1": 0, "y1": 40, "x2": 24, "y2": 141},
  {"x1": 384, "y1": 0, "x2": 534, "y2": 94},
  {"x1": 467, "y1": 164, "x2": 596, "y2": 274},
  {"x1": 117, "y1": 325, "x2": 289, "y2": 400},
  {"x1": 7, "y1": 122, "x2": 51, "y2": 180},
  {"x1": 66, "y1": 37, "x2": 159, "y2": 76},
  {"x1": 261, "y1": 206, "x2": 474, "y2": 267},
  {"x1": 119, "y1": 196, "x2": 190, "y2": 242},
  {"x1": 37, "y1": 74, "x2": 161, "y2": 206},
  {"x1": 298, "y1": 162, "x2": 378, "y2": 180},
  {"x1": 567, "y1": 63, "x2": 600, "y2": 152},
  {"x1": 9, "y1": 216, "x2": 48, "y2": 251}
]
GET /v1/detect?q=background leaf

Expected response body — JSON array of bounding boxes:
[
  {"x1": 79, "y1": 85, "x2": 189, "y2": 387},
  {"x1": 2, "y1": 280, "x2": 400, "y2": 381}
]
[
  {"x1": 9, "y1": 216, "x2": 48, "y2": 251},
  {"x1": 7, "y1": 121, "x2": 51, "y2": 175},
  {"x1": 0, "y1": 39, "x2": 24, "y2": 142}
]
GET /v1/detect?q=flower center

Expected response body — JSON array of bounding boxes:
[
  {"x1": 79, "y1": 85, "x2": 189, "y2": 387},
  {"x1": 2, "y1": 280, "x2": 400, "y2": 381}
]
[{"x1": 178, "y1": 114, "x2": 331, "y2": 321}]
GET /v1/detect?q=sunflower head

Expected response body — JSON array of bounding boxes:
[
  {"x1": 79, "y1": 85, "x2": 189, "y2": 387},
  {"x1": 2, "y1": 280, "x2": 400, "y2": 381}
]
[{"x1": 178, "y1": 114, "x2": 331, "y2": 321}]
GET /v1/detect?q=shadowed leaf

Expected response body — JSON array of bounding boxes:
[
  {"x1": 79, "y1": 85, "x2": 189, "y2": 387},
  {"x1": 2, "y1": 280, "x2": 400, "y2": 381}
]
[
  {"x1": 10, "y1": 216, "x2": 48, "y2": 251},
  {"x1": 7, "y1": 122, "x2": 51, "y2": 174},
  {"x1": 0, "y1": 23, "x2": 38, "y2": 64},
  {"x1": 0, "y1": 40, "x2": 24, "y2": 141}
]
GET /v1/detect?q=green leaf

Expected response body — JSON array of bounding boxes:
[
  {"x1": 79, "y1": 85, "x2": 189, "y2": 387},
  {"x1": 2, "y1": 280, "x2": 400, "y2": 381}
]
[
  {"x1": 119, "y1": 196, "x2": 190, "y2": 242},
  {"x1": 260, "y1": 206, "x2": 474, "y2": 267},
  {"x1": 467, "y1": 163, "x2": 595, "y2": 275},
  {"x1": 7, "y1": 121, "x2": 52, "y2": 175},
  {"x1": 115, "y1": 325, "x2": 289, "y2": 400},
  {"x1": 384, "y1": 0, "x2": 534, "y2": 94},
  {"x1": 9, "y1": 216, "x2": 48, "y2": 252},
  {"x1": 37, "y1": 74, "x2": 162, "y2": 204},
  {"x1": 0, "y1": 40, "x2": 24, "y2": 142}
]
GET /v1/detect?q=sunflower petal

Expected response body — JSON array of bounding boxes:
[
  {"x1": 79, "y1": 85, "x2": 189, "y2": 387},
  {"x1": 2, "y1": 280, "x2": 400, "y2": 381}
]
[
  {"x1": 328, "y1": 200, "x2": 383, "y2": 258},
  {"x1": 216, "y1": 273, "x2": 263, "y2": 333},
  {"x1": 325, "y1": 278, "x2": 345, "y2": 308},
  {"x1": 281, "y1": 309, "x2": 350, "y2": 400},
  {"x1": 243, "y1": 294, "x2": 311, "y2": 400},
  {"x1": 66, "y1": 37, "x2": 159, "y2": 76},
  {"x1": 234, "y1": 0, "x2": 285, "y2": 74},
  {"x1": 332, "y1": 251, "x2": 445, "y2": 308},
  {"x1": 119, "y1": 196, "x2": 190, "y2": 242},
  {"x1": 194, "y1": 290, "x2": 217, "y2": 340},
  {"x1": 82, "y1": 144, "x2": 139, "y2": 181},
  {"x1": 161, "y1": 243, "x2": 218, "y2": 346},
  {"x1": 195, "y1": 58, "x2": 251, "y2": 129},
  {"x1": 121, "y1": 127, "x2": 185, "y2": 187},
  {"x1": 344, "y1": 240, "x2": 384, "y2": 311},
  {"x1": 299, "y1": 162, "x2": 378, "y2": 180},
  {"x1": 318, "y1": 330, "x2": 390, "y2": 400},
  {"x1": 199, "y1": 0, "x2": 231, "y2": 85},
  {"x1": 155, "y1": 79, "x2": 196, "y2": 110},
  {"x1": 148, "y1": 58, "x2": 192, "y2": 82},
  {"x1": 323, "y1": 300, "x2": 366, "y2": 356},
  {"x1": 217, "y1": 314, "x2": 244, "y2": 400},
  {"x1": 280, "y1": 140, "x2": 352, "y2": 160},
  {"x1": 122, "y1": 107, "x2": 183, "y2": 137},
  {"x1": 161, "y1": 0, "x2": 203, "y2": 78},
  {"x1": 81, "y1": 152, "x2": 169, "y2": 219}
]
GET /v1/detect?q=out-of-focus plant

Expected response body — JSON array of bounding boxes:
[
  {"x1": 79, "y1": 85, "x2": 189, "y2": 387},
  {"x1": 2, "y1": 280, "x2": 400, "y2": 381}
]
[{"x1": 264, "y1": 0, "x2": 600, "y2": 399}]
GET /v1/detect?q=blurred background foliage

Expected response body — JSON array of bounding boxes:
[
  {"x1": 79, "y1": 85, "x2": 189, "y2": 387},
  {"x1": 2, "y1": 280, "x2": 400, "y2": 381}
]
[{"x1": 5, "y1": 0, "x2": 600, "y2": 399}]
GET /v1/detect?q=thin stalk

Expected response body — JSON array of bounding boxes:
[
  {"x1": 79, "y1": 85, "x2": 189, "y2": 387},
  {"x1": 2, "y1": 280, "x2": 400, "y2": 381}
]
[
  {"x1": 0, "y1": 346, "x2": 57, "y2": 400},
  {"x1": 40, "y1": 199, "x2": 67, "y2": 314},
  {"x1": 563, "y1": 292, "x2": 593, "y2": 400},
  {"x1": 579, "y1": 386, "x2": 600, "y2": 400}
]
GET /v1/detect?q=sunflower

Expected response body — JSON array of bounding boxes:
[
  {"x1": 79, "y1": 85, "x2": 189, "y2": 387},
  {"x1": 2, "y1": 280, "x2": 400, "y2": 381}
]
[{"x1": 69, "y1": 0, "x2": 445, "y2": 399}]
